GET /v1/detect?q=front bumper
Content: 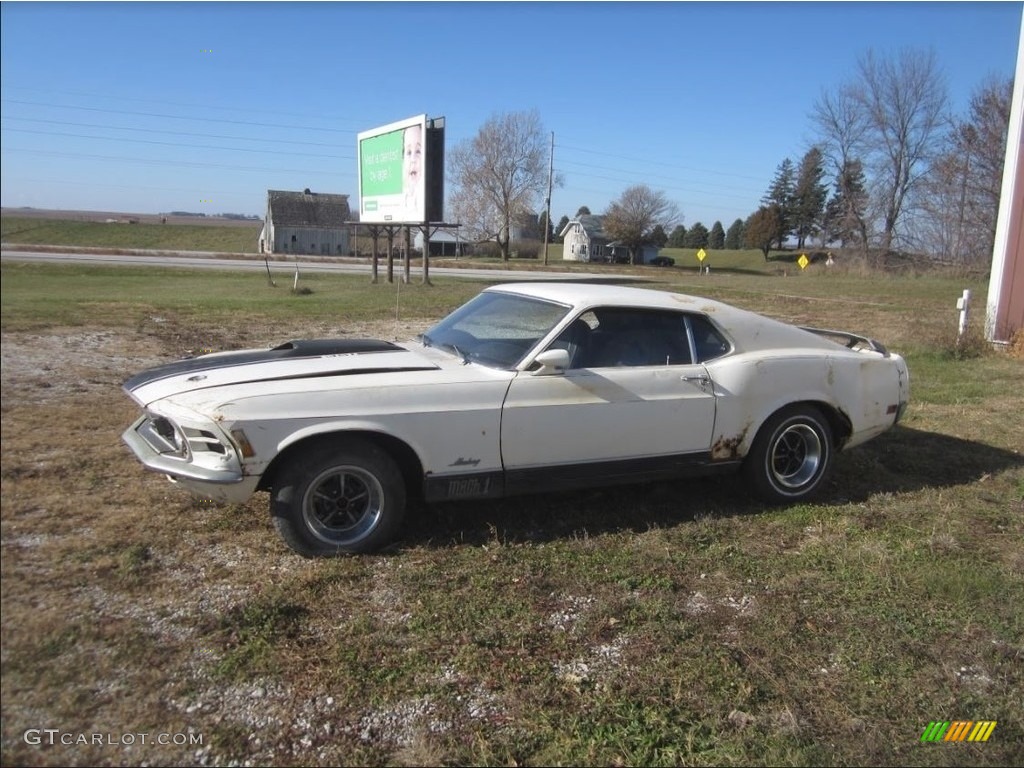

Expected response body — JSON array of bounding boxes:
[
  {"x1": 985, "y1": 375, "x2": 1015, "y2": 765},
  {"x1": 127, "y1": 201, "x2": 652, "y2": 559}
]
[{"x1": 122, "y1": 415, "x2": 259, "y2": 504}]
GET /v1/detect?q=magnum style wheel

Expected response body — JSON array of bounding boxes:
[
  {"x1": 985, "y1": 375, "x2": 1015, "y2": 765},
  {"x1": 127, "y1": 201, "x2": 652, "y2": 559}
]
[{"x1": 271, "y1": 439, "x2": 406, "y2": 556}]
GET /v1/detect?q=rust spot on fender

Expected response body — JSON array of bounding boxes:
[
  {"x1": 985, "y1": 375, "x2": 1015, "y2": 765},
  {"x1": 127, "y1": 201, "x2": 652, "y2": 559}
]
[{"x1": 711, "y1": 426, "x2": 749, "y2": 460}]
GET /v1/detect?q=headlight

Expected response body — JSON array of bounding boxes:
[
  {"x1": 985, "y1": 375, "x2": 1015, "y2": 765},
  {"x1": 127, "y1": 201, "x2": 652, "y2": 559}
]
[
  {"x1": 139, "y1": 413, "x2": 230, "y2": 460},
  {"x1": 147, "y1": 415, "x2": 189, "y2": 458}
]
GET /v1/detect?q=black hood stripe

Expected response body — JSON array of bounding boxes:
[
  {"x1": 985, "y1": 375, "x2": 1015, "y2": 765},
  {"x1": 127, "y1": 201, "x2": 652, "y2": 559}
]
[
  {"x1": 182, "y1": 366, "x2": 437, "y2": 391},
  {"x1": 123, "y1": 338, "x2": 404, "y2": 391}
]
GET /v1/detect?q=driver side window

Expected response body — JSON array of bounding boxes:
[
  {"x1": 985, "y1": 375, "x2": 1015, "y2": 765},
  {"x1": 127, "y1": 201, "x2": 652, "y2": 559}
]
[{"x1": 550, "y1": 309, "x2": 694, "y2": 369}]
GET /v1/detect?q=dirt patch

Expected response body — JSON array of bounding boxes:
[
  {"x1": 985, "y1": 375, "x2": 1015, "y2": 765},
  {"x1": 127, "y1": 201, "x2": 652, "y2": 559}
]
[{"x1": 0, "y1": 317, "x2": 429, "y2": 766}]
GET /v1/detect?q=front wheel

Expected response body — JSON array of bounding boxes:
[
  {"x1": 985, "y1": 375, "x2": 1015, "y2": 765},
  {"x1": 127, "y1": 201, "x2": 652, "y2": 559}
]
[
  {"x1": 743, "y1": 406, "x2": 833, "y2": 503},
  {"x1": 270, "y1": 439, "x2": 406, "y2": 556}
]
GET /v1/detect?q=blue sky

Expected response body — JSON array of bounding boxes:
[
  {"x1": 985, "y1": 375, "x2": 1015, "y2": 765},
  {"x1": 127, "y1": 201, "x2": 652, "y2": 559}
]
[{"x1": 2, "y1": 1, "x2": 1022, "y2": 229}]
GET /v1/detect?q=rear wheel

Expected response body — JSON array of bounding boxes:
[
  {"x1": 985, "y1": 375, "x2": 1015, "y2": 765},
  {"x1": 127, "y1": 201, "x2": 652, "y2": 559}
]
[
  {"x1": 271, "y1": 439, "x2": 406, "y2": 556},
  {"x1": 743, "y1": 405, "x2": 833, "y2": 503}
]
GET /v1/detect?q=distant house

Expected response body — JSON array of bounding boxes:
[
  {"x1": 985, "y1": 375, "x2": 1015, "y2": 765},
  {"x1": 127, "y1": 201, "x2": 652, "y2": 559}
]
[
  {"x1": 260, "y1": 189, "x2": 351, "y2": 255},
  {"x1": 413, "y1": 228, "x2": 468, "y2": 257},
  {"x1": 560, "y1": 215, "x2": 662, "y2": 264}
]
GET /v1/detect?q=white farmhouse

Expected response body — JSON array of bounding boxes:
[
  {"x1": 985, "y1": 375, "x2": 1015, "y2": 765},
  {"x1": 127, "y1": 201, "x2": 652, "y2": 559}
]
[{"x1": 560, "y1": 215, "x2": 662, "y2": 264}]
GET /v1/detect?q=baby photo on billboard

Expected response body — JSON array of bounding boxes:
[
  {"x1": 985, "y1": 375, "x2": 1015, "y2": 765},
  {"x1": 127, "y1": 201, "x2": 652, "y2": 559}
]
[{"x1": 402, "y1": 122, "x2": 423, "y2": 219}]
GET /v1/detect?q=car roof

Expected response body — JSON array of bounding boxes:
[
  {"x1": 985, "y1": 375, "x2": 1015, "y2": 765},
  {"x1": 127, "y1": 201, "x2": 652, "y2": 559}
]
[
  {"x1": 487, "y1": 282, "x2": 733, "y2": 315},
  {"x1": 486, "y1": 282, "x2": 840, "y2": 354}
]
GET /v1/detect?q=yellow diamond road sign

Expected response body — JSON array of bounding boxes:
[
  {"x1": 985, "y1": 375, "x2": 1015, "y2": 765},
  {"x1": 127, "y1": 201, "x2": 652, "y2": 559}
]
[
  {"x1": 697, "y1": 248, "x2": 707, "y2": 262},
  {"x1": 798, "y1": 253, "x2": 809, "y2": 269}
]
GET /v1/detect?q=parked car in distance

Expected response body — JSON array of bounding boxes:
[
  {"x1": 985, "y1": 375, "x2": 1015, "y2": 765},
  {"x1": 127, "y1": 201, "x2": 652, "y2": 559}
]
[
  {"x1": 649, "y1": 256, "x2": 675, "y2": 267},
  {"x1": 122, "y1": 283, "x2": 909, "y2": 557}
]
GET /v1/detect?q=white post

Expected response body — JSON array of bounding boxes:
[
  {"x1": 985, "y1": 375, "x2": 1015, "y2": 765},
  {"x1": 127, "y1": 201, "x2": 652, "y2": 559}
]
[{"x1": 957, "y1": 289, "x2": 972, "y2": 340}]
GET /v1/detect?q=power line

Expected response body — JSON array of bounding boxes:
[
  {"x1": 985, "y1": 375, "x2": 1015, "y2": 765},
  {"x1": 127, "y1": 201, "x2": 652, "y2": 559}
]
[
  {"x1": 0, "y1": 127, "x2": 355, "y2": 160},
  {"x1": 0, "y1": 116, "x2": 350, "y2": 149},
  {"x1": 2, "y1": 84, "x2": 368, "y2": 126},
  {"x1": 1, "y1": 174, "x2": 255, "y2": 199},
  {"x1": 3, "y1": 91, "x2": 764, "y2": 220},
  {"x1": 555, "y1": 161, "x2": 760, "y2": 201},
  {"x1": 1, "y1": 99, "x2": 359, "y2": 134},
  {"x1": 1, "y1": 146, "x2": 349, "y2": 177},
  {"x1": 556, "y1": 141, "x2": 766, "y2": 183}
]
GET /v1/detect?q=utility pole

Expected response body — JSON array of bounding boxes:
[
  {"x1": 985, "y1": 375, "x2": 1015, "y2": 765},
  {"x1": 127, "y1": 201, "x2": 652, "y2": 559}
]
[{"x1": 542, "y1": 131, "x2": 554, "y2": 266}]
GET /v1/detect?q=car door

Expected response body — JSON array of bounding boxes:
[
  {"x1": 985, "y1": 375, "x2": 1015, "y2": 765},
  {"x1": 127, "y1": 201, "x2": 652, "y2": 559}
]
[{"x1": 499, "y1": 308, "x2": 718, "y2": 490}]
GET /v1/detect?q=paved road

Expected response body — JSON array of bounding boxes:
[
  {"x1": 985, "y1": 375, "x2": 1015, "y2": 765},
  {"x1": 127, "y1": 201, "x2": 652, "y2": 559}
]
[{"x1": 0, "y1": 249, "x2": 641, "y2": 283}]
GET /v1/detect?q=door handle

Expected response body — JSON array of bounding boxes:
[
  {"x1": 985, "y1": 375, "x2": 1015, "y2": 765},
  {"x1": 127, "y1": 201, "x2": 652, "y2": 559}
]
[{"x1": 681, "y1": 374, "x2": 711, "y2": 386}]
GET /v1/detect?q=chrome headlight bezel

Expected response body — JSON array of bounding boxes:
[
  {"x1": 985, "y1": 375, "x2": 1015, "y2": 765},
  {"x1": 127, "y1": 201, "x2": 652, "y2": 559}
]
[
  {"x1": 141, "y1": 414, "x2": 190, "y2": 459},
  {"x1": 137, "y1": 406, "x2": 234, "y2": 467}
]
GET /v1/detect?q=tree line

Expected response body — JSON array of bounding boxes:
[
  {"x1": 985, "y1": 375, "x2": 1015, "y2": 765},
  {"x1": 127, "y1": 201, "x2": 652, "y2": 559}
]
[{"x1": 446, "y1": 48, "x2": 1013, "y2": 266}]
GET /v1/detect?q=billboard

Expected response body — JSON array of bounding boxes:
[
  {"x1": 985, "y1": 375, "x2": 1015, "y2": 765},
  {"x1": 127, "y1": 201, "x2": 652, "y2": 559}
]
[{"x1": 358, "y1": 114, "x2": 444, "y2": 224}]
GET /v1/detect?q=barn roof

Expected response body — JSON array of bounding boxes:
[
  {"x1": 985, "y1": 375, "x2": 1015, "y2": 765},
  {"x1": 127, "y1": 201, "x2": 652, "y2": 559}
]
[{"x1": 267, "y1": 189, "x2": 350, "y2": 228}]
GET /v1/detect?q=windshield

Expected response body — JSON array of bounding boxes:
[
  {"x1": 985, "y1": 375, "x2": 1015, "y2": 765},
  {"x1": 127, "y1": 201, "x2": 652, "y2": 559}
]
[{"x1": 421, "y1": 291, "x2": 569, "y2": 369}]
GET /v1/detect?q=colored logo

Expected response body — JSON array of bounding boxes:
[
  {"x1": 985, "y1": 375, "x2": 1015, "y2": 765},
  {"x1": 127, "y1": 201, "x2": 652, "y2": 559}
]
[{"x1": 921, "y1": 721, "x2": 997, "y2": 742}]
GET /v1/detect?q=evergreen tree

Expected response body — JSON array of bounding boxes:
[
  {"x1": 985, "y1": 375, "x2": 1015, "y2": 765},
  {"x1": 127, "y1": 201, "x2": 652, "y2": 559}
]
[
  {"x1": 667, "y1": 224, "x2": 687, "y2": 247},
  {"x1": 649, "y1": 224, "x2": 668, "y2": 248},
  {"x1": 792, "y1": 147, "x2": 828, "y2": 249},
  {"x1": 762, "y1": 158, "x2": 795, "y2": 248},
  {"x1": 575, "y1": 206, "x2": 592, "y2": 217},
  {"x1": 725, "y1": 218, "x2": 745, "y2": 249},
  {"x1": 708, "y1": 221, "x2": 726, "y2": 249},
  {"x1": 555, "y1": 215, "x2": 570, "y2": 242},
  {"x1": 684, "y1": 222, "x2": 709, "y2": 249},
  {"x1": 537, "y1": 211, "x2": 554, "y2": 242},
  {"x1": 823, "y1": 159, "x2": 869, "y2": 248}
]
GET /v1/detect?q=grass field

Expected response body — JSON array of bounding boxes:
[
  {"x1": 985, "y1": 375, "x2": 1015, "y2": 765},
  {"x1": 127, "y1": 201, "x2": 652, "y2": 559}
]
[
  {"x1": 2, "y1": 215, "x2": 262, "y2": 254},
  {"x1": 1, "y1": 260, "x2": 1021, "y2": 766},
  {"x1": 1, "y1": 211, "x2": 872, "y2": 274}
]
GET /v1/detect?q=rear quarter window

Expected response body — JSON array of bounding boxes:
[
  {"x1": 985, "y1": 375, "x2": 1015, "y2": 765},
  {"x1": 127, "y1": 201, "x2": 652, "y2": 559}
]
[{"x1": 688, "y1": 315, "x2": 731, "y2": 362}]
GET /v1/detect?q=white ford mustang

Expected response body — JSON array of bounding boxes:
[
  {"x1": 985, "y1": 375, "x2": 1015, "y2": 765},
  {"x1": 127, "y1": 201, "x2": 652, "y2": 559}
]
[{"x1": 122, "y1": 282, "x2": 909, "y2": 556}]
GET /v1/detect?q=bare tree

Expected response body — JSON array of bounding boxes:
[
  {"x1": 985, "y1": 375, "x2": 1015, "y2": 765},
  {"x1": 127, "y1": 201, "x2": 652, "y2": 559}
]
[
  {"x1": 813, "y1": 85, "x2": 870, "y2": 175},
  {"x1": 813, "y1": 86, "x2": 872, "y2": 255},
  {"x1": 915, "y1": 76, "x2": 1013, "y2": 264},
  {"x1": 447, "y1": 110, "x2": 555, "y2": 261},
  {"x1": 602, "y1": 185, "x2": 680, "y2": 264},
  {"x1": 814, "y1": 48, "x2": 948, "y2": 257},
  {"x1": 823, "y1": 158, "x2": 870, "y2": 249},
  {"x1": 855, "y1": 48, "x2": 949, "y2": 253}
]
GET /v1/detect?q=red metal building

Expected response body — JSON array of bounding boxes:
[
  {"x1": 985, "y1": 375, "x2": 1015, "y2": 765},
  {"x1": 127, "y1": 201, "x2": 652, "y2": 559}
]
[{"x1": 986, "y1": 11, "x2": 1024, "y2": 347}]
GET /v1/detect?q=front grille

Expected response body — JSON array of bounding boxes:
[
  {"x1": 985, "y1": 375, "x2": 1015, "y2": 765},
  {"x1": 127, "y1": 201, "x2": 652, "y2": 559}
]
[{"x1": 186, "y1": 428, "x2": 227, "y2": 455}]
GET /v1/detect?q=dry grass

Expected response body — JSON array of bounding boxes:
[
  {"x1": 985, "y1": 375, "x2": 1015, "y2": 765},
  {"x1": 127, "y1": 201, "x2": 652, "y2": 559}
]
[
  {"x1": 2, "y1": 264, "x2": 1022, "y2": 766},
  {"x1": 1010, "y1": 328, "x2": 1024, "y2": 359}
]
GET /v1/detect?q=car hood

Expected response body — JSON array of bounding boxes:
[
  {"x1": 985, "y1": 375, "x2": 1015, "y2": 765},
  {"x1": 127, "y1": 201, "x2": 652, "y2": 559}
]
[{"x1": 123, "y1": 338, "x2": 439, "y2": 406}]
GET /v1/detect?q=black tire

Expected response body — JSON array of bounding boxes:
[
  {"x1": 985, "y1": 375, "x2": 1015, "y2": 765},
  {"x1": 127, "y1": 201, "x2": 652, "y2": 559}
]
[
  {"x1": 743, "y1": 405, "x2": 833, "y2": 503},
  {"x1": 270, "y1": 439, "x2": 406, "y2": 556}
]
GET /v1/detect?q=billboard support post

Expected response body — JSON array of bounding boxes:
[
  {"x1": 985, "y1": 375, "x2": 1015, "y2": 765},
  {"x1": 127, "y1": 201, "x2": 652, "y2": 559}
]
[
  {"x1": 367, "y1": 224, "x2": 380, "y2": 284},
  {"x1": 385, "y1": 226, "x2": 396, "y2": 284},
  {"x1": 403, "y1": 226, "x2": 412, "y2": 284},
  {"x1": 421, "y1": 225, "x2": 431, "y2": 285}
]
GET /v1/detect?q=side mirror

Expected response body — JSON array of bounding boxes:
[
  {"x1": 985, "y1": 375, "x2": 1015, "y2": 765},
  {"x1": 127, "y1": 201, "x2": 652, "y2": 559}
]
[{"x1": 532, "y1": 348, "x2": 570, "y2": 375}]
